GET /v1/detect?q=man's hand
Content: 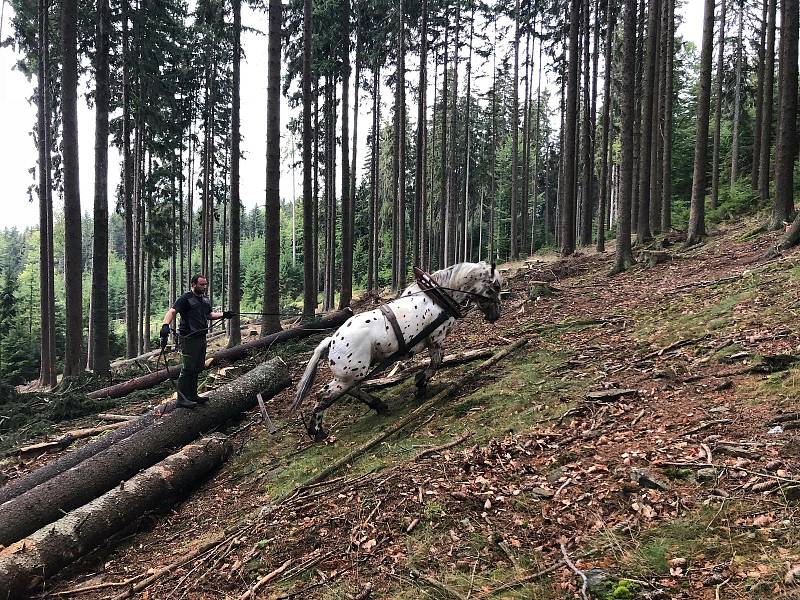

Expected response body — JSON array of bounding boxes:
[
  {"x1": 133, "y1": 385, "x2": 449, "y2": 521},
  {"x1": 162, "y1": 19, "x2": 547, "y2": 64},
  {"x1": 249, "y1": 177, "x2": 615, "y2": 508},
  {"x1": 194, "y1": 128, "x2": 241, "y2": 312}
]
[
  {"x1": 222, "y1": 310, "x2": 234, "y2": 319},
  {"x1": 160, "y1": 324, "x2": 170, "y2": 348}
]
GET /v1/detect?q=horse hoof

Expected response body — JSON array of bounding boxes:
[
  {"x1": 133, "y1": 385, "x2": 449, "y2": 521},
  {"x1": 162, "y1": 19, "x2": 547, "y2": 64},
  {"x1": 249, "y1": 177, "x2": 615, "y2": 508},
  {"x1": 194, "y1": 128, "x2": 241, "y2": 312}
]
[
  {"x1": 375, "y1": 403, "x2": 390, "y2": 416},
  {"x1": 415, "y1": 386, "x2": 428, "y2": 399},
  {"x1": 313, "y1": 429, "x2": 328, "y2": 442}
]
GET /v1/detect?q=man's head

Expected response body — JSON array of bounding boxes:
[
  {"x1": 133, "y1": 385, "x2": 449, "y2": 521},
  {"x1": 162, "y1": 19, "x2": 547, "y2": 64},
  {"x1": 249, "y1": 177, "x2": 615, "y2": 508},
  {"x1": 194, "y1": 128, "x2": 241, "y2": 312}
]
[{"x1": 191, "y1": 275, "x2": 208, "y2": 296}]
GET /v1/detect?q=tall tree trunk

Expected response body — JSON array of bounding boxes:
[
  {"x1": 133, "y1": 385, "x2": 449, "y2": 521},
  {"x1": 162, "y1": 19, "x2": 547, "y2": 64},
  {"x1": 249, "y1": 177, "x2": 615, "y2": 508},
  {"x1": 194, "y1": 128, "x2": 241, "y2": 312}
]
[
  {"x1": 531, "y1": 28, "x2": 543, "y2": 255},
  {"x1": 661, "y1": 0, "x2": 674, "y2": 232},
  {"x1": 758, "y1": 0, "x2": 777, "y2": 205},
  {"x1": 228, "y1": 0, "x2": 242, "y2": 344},
  {"x1": 612, "y1": 0, "x2": 636, "y2": 272},
  {"x1": 302, "y1": 0, "x2": 315, "y2": 318},
  {"x1": 313, "y1": 79, "x2": 320, "y2": 297},
  {"x1": 773, "y1": 0, "x2": 799, "y2": 227},
  {"x1": 439, "y1": 20, "x2": 448, "y2": 268},
  {"x1": 89, "y1": 0, "x2": 110, "y2": 374},
  {"x1": 752, "y1": 0, "x2": 768, "y2": 190},
  {"x1": 510, "y1": 0, "x2": 521, "y2": 259},
  {"x1": 710, "y1": 0, "x2": 727, "y2": 210},
  {"x1": 340, "y1": 0, "x2": 353, "y2": 306},
  {"x1": 597, "y1": 0, "x2": 616, "y2": 252},
  {"x1": 368, "y1": 66, "x2": 378, "y2": 291},
  {"x1": 122, "y1": 0, "x2": 137, "y2": 359},
  {"x1": 37, "y1": 0, "x2": 55, "y2": 387},
  {"x1": 637, "y1": 0, "x2": 659, "y2": 243},
  {"x1": 489, "y1": 23, "x2": 497, "y2": 262},
  {"x1": 686, "y1": 0, "x2": 716, "y2": 246},
  {"x1": 414, "y1": 0, "x2": 428, "y2": 269},
  {"x1": 730, "y1": 0, "x2": 744, "y2": 186},
  {"x1": 261, "y1": 0, "x2": 282, "y2": 334},
  {"x1": 396, "y1": 0, "x2": 407, "y2": 288},
  {"x1": 561, "y1": 0, "x2": 580, "y2": 256},
  {"x1": 632, "y1": 0, "x2": 646, "y2": 232},
  {"x1": 650, "y1": 0, "x2": 665, "y2": 234},
  {"x1": 462, "y1": 7, "x2": 475, "y2": 262},
  {"x1": 61, "y1": 0, "x2": 83, "y2": 376},
  {"x1": 579, "y1": 0, "x2": 592, "y2": 246},
  {"x1": 349, "y1": 35, "x2": 360, "y2": 275},
  {"x1": 446, "y1": 1, "x2": 460, "y2": 266},
  {"x1": 521, "y1": 27, "x2": 532, "y2": 256}
]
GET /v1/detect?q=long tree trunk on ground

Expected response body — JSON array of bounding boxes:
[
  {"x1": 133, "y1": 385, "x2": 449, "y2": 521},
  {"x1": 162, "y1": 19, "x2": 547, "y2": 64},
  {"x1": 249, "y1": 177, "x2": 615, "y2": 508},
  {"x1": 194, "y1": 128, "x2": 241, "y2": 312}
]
[
  {"x1": 414, "y1": 0, "x2": 428, "y2": 269},
  {"x1": 636, "y1": 0, "x2": 659, "y2": 243},
  {"x1": 730, "y1": 0, "x2": 744, "y2": 186},
  {"x1": 773, "y1": 0, "x2": 799, "y2": 228},
  {"x1": 0, "y1": 360, "x2": 291, "y2": 548},
  {"x1": 579, "y1": 0, "x2": 592, "y2": 246},
  {"x1": 89, "y1": 0, "x2": 110, "y2": 375},
  {"x1": 0, "y1": 436, "x2": 232, "y2": 599},
  {"x1": 612, "y1": 0, "x2": 636, "y2": 273},
  {"x1": 686, "y1": 0, "x2": 716, "y2": 246},
  {"x1": 262, "y1": 0, "x2": 282, "y2": 334},
  {"x1": 510, "y1": 0, "x2": 521, "y2": 259},
  {"x1": 562, "y1": 0, "x2": 580, "y2": 256},
  {"x1": 302, "y1": 0, "x2": 315, "y2": 318},
  {"x1": 227, "y1": 0, "x2": 242, "y2": 345},
  {"x1": 758, "y1": 0, "x2": 777, "y2": 204},
  {"x1": 61, "y1": 0, "x2": 83, "y2": 377},
  {"x1": 710, "y1": 0, "x2": 727, "y2": 210},
  {"x1": 340, "y1": 0, "x2": 353, "y2": 306},
  {"x1": 752, "y1": 0, "x2": 768, "y2": 190},
  {"x1": 37, "y1": 0, "x2": 55, "y2": 388},
  {"x1": 661, "y1": 0, "x2": 674, "y2": 232},
  {"x1": 597, "y1": 0, "x2": 616, "y2": 252}
]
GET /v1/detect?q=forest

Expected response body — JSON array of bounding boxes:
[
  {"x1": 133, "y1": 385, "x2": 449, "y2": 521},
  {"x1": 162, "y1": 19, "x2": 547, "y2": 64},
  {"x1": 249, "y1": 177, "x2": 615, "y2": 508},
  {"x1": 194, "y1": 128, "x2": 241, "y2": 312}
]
[{"x1": 2, "y1": 0, "x2": 800, "y2": 595}]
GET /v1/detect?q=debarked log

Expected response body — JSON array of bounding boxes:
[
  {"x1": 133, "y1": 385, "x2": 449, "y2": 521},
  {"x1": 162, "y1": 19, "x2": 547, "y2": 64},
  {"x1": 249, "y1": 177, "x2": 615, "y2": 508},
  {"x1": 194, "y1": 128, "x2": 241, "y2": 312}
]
[
  {"x1": 0, "y1": 434, "x2": 232, "y2": 599},
  {"x1": 88, "y1": 308, "x2": 352, "y2": 400},
  {"x1": 0, "y1": 358, "x2": 290, "y2": 547}
]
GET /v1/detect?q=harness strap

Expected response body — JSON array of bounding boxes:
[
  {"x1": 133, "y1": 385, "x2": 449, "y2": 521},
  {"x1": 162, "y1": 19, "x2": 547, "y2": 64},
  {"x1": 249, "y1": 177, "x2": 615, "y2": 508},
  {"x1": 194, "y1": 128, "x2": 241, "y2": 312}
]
[
  {"x1": 413, "y1": 266, "x2": 464, "y2": 319},
  {"x1": 380, "y1": 304, "x2": 408, "y2": 357}
]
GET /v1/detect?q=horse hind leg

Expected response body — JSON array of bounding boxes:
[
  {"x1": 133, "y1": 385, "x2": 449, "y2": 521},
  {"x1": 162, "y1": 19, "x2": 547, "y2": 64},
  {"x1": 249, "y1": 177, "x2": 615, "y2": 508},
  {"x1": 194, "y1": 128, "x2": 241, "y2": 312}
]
[
  {"x1": 307, "y1": 378, "x2": 350, "y2": 441},
  {"x1": 348, "y1": 386, "x2": 390, "y2": 415}
]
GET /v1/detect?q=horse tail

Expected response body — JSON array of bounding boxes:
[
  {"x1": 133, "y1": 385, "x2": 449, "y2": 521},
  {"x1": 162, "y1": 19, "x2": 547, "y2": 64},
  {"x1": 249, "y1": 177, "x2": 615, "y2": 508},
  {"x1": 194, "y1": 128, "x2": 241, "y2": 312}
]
[{"x1": 291, "y1": 336, "x2": 332, "y2": 412}]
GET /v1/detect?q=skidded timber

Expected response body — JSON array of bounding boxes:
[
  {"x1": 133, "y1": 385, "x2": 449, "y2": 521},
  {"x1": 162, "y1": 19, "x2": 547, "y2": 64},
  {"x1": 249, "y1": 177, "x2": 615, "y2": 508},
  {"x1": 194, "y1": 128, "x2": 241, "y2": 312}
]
[
  {"x1": 0, "y1": 435, "x2": 232, "y2": 598},
  {"x1": 0, "y1": 358, "x2": 290, "y2": 547},
  {"x1": 89, "y1": 309, "x2": 352, "y2": 400}
]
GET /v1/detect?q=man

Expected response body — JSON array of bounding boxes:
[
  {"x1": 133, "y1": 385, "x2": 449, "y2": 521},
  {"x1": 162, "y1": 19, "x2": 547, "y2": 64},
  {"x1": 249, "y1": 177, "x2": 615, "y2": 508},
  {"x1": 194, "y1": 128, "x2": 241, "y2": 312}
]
[{"x1": 161, "y1": 275, "x2": 233, "y2": 408}]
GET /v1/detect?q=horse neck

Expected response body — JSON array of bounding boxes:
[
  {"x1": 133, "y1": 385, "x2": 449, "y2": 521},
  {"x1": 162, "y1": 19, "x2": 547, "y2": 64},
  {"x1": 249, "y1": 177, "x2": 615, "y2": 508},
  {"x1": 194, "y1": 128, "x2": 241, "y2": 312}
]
[{"x1": 432, "y1": 264, "x2": 474, "y2": 303}]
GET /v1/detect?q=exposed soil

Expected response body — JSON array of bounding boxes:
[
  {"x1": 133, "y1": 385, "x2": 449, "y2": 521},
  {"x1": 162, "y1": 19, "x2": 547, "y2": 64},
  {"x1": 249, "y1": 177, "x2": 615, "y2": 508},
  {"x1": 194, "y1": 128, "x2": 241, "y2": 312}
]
[{"x1": 6, "y1": 214, "x2": 800, "y2": 599}]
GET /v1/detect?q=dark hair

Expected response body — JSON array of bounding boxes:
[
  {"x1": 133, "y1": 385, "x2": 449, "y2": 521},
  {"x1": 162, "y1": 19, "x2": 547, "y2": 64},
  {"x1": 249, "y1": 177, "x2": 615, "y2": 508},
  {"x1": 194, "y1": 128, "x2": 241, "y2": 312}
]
[{"x1": 191, "y1": 275, "x2": 208, "y2": 285}]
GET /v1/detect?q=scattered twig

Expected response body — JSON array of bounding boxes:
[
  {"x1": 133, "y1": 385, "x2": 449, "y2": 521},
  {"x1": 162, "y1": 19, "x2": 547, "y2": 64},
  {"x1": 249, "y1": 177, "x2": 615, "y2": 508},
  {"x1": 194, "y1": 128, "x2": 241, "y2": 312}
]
[
  {"x1": 413, "y1": 431, "x2": 473, "y2": 461},
  {"x1": 559, "y1": 540, "x2": 590, "y2": 600},
  {"x1": 682, "y1": 419, "x2": 732, "y2": 436},
  {"x1": 238, "y1": 558, "x2": 292, "y2": 600},
  {"x1": 49, "y1": 575, "x2": 144, "y2": 596},
  {"x1": 474, "y1": 561, "x2": 563, "y2": 599},
  {"x1": 409, "y1": 568, "x2": 467, "y2": 600}
]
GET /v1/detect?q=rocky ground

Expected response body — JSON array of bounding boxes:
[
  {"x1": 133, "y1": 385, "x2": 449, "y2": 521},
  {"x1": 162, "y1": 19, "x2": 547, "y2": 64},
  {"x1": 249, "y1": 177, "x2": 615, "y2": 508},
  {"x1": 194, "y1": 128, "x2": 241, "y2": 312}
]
[{"x1": 5, "y1": 213, "x2": 800, "y2": 599}]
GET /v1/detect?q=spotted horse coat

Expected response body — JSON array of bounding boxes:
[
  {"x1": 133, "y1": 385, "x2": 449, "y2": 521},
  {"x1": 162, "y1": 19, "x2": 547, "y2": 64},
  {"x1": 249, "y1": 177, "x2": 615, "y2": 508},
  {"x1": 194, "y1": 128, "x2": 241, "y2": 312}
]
[{"x1": 291, "y1": 261, "x2": 502, "y2": 441}]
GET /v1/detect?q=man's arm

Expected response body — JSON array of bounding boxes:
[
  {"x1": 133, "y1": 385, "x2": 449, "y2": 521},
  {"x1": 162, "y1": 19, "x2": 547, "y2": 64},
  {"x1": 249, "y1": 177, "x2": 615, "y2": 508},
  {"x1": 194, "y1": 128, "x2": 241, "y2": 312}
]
[{"x1": 162, "y1": 307, "x2": 177, "y2": 326}]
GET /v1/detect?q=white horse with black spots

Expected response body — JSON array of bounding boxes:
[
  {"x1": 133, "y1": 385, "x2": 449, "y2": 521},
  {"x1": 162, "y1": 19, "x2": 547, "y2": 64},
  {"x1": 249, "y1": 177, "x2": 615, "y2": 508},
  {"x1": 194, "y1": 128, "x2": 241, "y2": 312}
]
[{"x1": 292, "y1": 261, "x2": 502, "y2": 440}]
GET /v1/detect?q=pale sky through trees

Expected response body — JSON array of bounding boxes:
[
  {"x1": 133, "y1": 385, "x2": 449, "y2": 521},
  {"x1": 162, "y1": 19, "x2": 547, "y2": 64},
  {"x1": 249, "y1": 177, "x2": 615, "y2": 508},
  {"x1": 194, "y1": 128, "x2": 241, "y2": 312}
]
[{"x1": 0, "y1": 1, "x2": 704, "y2": 230}]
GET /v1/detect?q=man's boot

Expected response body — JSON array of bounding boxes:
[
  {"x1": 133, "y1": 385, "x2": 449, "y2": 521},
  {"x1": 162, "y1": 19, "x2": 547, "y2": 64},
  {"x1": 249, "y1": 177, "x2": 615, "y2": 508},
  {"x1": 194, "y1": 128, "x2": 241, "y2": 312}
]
[{"x1": 176, "y1": 393, "x2": 198, "y2": 409}]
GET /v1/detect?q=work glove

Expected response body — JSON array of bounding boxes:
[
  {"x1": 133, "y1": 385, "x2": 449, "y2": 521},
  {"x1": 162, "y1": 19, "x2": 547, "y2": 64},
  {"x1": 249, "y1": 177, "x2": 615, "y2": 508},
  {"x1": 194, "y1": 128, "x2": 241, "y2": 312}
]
[
  {"x1": 160, "y1": 324, "x2": 170, "y2": 348},
  {"x1": 222, "y1": 310, "x2": 234, "y2": 319}
]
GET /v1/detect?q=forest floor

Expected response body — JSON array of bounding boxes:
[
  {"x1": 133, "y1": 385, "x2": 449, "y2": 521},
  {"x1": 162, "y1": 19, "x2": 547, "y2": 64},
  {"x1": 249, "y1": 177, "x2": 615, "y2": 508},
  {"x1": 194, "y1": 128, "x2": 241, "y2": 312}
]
[{"x1": 6, "y1": 212, "x2": 800, "y2": 599}]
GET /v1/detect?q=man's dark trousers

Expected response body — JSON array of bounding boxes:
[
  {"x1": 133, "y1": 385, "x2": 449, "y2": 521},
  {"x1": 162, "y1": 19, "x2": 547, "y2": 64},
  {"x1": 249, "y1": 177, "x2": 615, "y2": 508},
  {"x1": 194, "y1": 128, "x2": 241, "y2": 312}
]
[{"x1": 178, "y1": 335, "x2": 206, "y2": 402}]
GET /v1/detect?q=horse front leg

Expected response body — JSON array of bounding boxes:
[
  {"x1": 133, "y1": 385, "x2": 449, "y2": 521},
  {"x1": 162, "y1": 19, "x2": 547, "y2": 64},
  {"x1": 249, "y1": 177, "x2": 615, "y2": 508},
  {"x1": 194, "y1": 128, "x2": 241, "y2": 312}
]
[
  {"x1": 348, "y1": 386, "x2": 390, "y2": 415},
  {"x1": 415, "y1": 343, "x2": 443, "y2": 398}
]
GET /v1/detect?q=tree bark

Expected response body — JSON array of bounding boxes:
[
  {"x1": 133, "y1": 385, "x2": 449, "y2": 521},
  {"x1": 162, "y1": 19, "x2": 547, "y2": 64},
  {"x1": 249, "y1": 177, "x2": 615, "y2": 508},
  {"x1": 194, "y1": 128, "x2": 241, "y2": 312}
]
[
  {"x1": 636, "y1": 0, "x2": 660, "y2": 243},
  {"x1": 758, "y1": 0, "x2": 777, "y2": 204},
  {"x1": 262, "y1": 0, "x2": 282, "y2": 334},
  {"x1": 772, "y1": 0, "x2": 798, "y2": 228},
  {"x1": 414, "y1": 0, "x2": 428, "y2": 269},
  {"x1": 340, "y1": 0, "x2": 353, "y2": 307},
  {"x1": 395, "y1": 0, "x2": 407, "y2": 289},
  {"x1": 0, "y1": 436, "x2": 232, "y2": 598},
  {"x1": 612, "y1": 0, "x2": 637, "y2": 272},
  {"x1": 710, "y1": 0, "x2": 727, "y2": 210},
  {"x1": 752, "y1": 0, "x2": 768, "y2": 190},
  {"x1": 439, "y1": 20, "x2": 449, "y2": 268},
  {"x1": 730, "y1": 0, "x2": 744, "y2": 186},
  {"x1": 368, "y1": 66, "x2": 379, "y2": 290},
  {"x1": 0, "y1": 360, "x2": 290, "y2": 547},
  {"x1": 89, "y1": 0, "x2": 111, "y2": 374},
  {"x1": 597, "y1": 0, "x2": 616, "y2": 252},
  {"x1": 61, "y1": 0, "x2": 83, "y2": 376},
  {"x1": 228, "y1": 0, "x2": 242, "y2": 345},
  {"x1": 686, "y1": 0, "x2": 716, "y2": 246},
  {"x1": 580, "y1": 0, "x2": 593, "y2": 247},
  {"x1": 511, "y1": 0, "x2": 521, "y2": 259},
  {"x1": 302, "y1": 0, "x2": 315, "y2": 317},
  {"x1": 562, "y1": 0, "x2": 580, "y2": 256},
  {"x1": 661, "y1": 0, "x2": 674, "y2": 232}
]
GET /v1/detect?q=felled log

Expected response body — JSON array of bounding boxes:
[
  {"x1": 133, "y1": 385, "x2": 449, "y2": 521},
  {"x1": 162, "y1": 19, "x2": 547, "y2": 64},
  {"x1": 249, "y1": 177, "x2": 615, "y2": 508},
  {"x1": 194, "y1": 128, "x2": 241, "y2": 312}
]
[
  {"x1": 0, "y1": 434, "x2": 232, "y2": 598},
  {"x1": 15, "y1": 422, "x2": 126, "y2": 456},
  {"x1": 362, "y1": 347, "x2": 496, "y2": 390},
  {"x1": 0, "y1": 358, "x2": 290, "y2": 547},
  {"x1": 89, "y1": 308, "x2": 351, "y2": 400}
]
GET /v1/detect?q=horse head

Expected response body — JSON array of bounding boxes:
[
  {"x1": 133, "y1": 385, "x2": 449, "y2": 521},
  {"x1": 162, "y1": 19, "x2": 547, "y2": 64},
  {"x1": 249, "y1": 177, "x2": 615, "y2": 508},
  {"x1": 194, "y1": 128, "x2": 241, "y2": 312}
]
[{"x1": 458, "y1": 261, "x2": 502, "y2": 323}]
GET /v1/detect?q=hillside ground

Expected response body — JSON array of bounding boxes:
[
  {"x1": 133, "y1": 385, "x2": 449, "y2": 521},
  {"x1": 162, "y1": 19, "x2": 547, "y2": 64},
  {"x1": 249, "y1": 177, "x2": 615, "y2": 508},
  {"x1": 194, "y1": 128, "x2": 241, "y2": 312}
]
[{"x1": 4, "y1": 212, "x2": 800, "y2": 599}]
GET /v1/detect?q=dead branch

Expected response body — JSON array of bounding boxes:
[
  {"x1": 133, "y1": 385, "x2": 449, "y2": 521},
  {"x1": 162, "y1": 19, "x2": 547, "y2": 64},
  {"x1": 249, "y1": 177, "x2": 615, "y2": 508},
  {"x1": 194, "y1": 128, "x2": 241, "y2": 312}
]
[
  {"x1": 96, "y1": 413, "x2": 138, "y2": 422},
  {"x1": 409, "y1": 568, "x2": 467, "y2": 600},
  {"x1": 238, "y1": 558, "x2": 292, "y2": 600},
  {"x1": 682, "y1": 419, "x2": 732, "y2": 436},
  {"x1": 15, "y1": 422, "x2": 126, "y2": 456},
  {"x1": 413, "y1": 431, "x2": 473, "y2": 461},
  {"x1": 559, "y1": 540, "x2": 590, "y2": 600},
  {"x1": 474, "y1": 561, "x2": 563, "y2": 599},
  {"x1": 363, "y1": 348, "x2": 496, "y2": 390}
]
